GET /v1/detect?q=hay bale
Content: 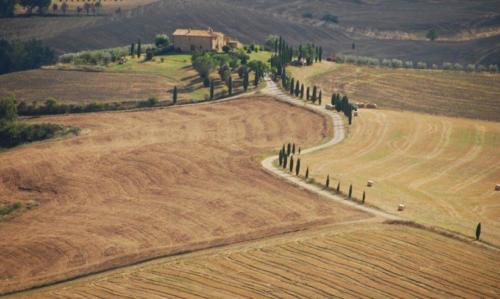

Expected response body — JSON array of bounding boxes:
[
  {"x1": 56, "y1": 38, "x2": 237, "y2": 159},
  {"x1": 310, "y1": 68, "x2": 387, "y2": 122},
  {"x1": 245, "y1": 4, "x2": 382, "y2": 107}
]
[
  {"x1": 367, "y1": 180, "x2": 374, "y2": 187},
  {"x1": 325, "y1": 104, "x2": 334, "y2": 110},
  {"x1": 366, "y1": 103, "x2": 378, "y2": 109},
  {"x1": 398, "y1": 204, "x2": 405, "y2": 211},
  {"x1": 495, "y1": 184, "x2": 500, "y2": 191},
  {"x1": 354, "y1": 111, "x2": 358, "y2": 117},
  {"x1": 357, "y1": 102, "x2": 366, "y2": 108}
]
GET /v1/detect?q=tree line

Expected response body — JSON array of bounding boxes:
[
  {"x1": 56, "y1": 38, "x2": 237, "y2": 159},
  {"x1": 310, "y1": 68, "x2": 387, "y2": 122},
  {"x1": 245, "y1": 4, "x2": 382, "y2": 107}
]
[
  {"x1": 0, "y1": 39, "x2": 55, "y2": 74},
  {"x1": 0, "y1": 95, "x2": 79, "y2": 148},
  {"x1": 0, "y1": 0, "x2": 107, "y2": 17}
]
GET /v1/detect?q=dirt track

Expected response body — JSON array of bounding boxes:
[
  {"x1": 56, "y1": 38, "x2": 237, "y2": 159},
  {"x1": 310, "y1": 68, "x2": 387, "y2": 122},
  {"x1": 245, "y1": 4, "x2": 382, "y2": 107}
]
[{"x1": 0, "y1": 97, "x2": 370, "y2": 294}]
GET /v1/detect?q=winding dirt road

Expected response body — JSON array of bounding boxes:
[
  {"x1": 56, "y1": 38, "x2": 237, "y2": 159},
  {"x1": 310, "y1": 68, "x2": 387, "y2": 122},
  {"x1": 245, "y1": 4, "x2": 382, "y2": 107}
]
[{"x1": 261, "y1": 78, "x2": 402, "y2": 221}]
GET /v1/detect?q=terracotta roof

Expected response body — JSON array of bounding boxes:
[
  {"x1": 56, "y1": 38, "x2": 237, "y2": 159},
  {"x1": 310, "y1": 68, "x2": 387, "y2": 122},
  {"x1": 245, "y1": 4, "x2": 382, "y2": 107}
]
[{"x1": 173, "y1": 29, "x2": 223, "y2": 38}]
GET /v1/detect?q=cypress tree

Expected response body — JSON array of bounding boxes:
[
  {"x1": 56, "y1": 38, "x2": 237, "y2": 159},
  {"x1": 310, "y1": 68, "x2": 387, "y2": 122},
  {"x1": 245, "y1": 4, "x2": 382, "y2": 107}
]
[
  {"x1": 282, "y1": 144, "x2": 286, "y2": 157},
  {"x1": 173, "y1": 86, "x2": 178, "y2": 104},
  {"x1": 298, "y1": 147, "x2": 301, "y2": 154},
  {"x1": 319, "y1": 46, "x2": 323, "y2": 62},
  {"x1": 305, "y1": 167, "x2": 309, "y2": 179},
  {"x1": 289, "y1": 156, "x2": 294, "y2": 172},
  {"x1": 228, "y1": 76, "x2": 233, "y2": 96},
  {"x1": 348, "y1": 184, "x2": 353, "y2": 198},
  {"x1": 476, "y1": 223, "x2": 481, "y2": 240},
  {"x1": 278, "y1": 150, "x2": 283, "y2": 166},
  {"x1": 362, "y1": 191, "x2": 366, "y2": 204},
  {"x1": 130, "y1": 43, "x2": 135, "y2": 56},
  {"x1": 295, "y1": 80, "x2": 300, "y2": 96},
  {"x1": 336, "y1": 182, "x2": 340, "y2": 193},
  {"x1": 254, "y1": 69, "x2": 260, "y2": 86},
  {"x1": 295, "y1": 158, "x2": 300, "y2": 176},
  {"x1": 312, "y1": 86, "x2": 317, "y2": 103},
  {"x1": 292, "y1": 143, "x2": 296, "y2": 154},
  {"x1": 319, "y1": 90, "x2": 322, "y2": 105},
  {"x1": 287, "y1": 143, "x2": 291, "y2": 156},
  {"x1": 283, "y1": 154, "x2": 288, "y2": 169},
  {"x1": 210, "y1": 80, "x2": 215, "y2": 100},
  {"x1": 137, "y1": 39, "x2": 141, "y2": 58},
  {"x1": 243, "y1": 71, "x2": 249, "y2": 91},
  {"x1": 348, "y1": 107, "x2": 353, "y2": 125},
  {"x1": 306, "y1": 87, "x2": 310, "y2": 100},
  {"x1": 326, "y1": 175, "x2": 330, "y2": 188},
  {"x1": 290, "y1": 78, "x2": 295, "y2": 95},
  {"x1": 300, "y1": 84, "x2": 305, "y2": 99},
  {"x1": 331, "y1": 93, "x2": 335, "y2": 106}
]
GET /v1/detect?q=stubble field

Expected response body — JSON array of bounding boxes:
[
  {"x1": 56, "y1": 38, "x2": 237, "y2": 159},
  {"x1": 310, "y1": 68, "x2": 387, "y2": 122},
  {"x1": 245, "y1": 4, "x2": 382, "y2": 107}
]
[
  {"x1": 299, "y1": 108, "x2": 500, "y2": 245},
  {"x1": 0, "y1": 69, "x2": 173, "y2": 104},
  {"x1": 289, "y1": 62, "x2": 500, "y2": 121},
  {"x1": 0, "y1": 97, "x2": 371, "y2": 294},
  {"x1": 19, "y1": 223, "x2": 500, "y2": 298}
]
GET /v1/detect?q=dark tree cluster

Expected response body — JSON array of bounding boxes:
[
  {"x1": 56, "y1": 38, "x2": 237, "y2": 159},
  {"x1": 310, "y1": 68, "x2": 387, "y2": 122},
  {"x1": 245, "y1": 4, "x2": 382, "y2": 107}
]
[
  {"x1": 332, "y1": 93, "x2": 356, "y2": 125},
  {"x1": 0, "y1": 39, "x2": 55, "y2": 74}
]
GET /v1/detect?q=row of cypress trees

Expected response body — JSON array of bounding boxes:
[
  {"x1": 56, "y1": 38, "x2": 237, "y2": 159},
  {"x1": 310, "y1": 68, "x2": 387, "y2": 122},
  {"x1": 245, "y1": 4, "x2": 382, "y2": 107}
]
[{"x1": 277, "y1": 143, "x2": 366, "y2": 205}]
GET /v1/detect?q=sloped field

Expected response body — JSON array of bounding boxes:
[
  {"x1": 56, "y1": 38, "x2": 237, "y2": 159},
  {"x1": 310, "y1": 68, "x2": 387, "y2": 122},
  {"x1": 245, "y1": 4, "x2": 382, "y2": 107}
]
[
  {"x1": 288, "y1": 62, "x2": 500, "y2": 121},
  {"x1": 22, "y1": 224, "x2": 500, "y2": 298},
  {"x1": 0, "y1": 97, "x2": 370, "y2": 294},
  {"x1": 299, "y1": 108, "x2": 500, "y2": 245},
  {"x1": 0, "y1": 69, "x2": 173, "y2": 104}
]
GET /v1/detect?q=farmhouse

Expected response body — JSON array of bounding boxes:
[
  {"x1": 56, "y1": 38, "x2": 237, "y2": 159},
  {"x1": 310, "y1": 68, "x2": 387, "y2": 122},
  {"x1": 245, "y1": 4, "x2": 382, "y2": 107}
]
[{"x1": 172, "y1": 28, "x2": 241, "y2": 52}]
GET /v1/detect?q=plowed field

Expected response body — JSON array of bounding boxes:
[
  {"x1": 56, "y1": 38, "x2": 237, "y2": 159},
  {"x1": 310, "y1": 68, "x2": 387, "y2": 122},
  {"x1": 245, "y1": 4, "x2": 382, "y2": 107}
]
[
  {"x1": 0, "y1": 97, "x2": 370, "y2": 294},
  {"x1": 21, "y1": 224, "x2": 500, "y2": 298}
]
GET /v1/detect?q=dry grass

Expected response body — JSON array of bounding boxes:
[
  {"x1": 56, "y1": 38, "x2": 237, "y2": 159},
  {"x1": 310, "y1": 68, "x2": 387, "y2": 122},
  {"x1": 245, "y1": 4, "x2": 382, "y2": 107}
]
[
  {"x1": 0, "y1": 69, "x2": 174, "y2": 104},
  {"x1": 0, "y1": 97, "x2": 370, "y2": 294},
  {"x1": 20, "y1": 223, "x2": 500, "y2": 298},
  {"x1": 299, "y1": 108, "x2": 500, "y2": 245},
  {"x1": 289, "y1": 62, "x2": 500, "y2": 121}
]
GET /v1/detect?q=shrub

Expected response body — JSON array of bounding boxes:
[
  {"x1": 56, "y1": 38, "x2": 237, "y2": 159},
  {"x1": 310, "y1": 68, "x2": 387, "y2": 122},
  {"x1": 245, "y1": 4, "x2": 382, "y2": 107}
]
[
  {"x1": 404, "y1": 61, "x2": 413, "y2": 68},
  {"x1": 488, "y1": 64, "x2": 499, "y2": 73},
  {"x1": 443, "y1": 62, "x2": 453, "y2": 70},
  {"x1": 154, "y1": 33, "x2": 171, "y2": 48},
  {"x1": 453, "y1": 63, "x2": 463, "y2": 71},
  {"x1": 321, "y1": 14, "x2": 338, "y2": 23},
  {"x1": 466, "y1": 64, "x2": 476, "y2": 72},
  {"x1": 0, "y1": 122, "x2": 64, "y2": 148},
  {"x1": 0, "y1": 202, "x2": 21, "y2": 216},
  {"x1": 477, "y1": 65, "x2": 486, "y2": 72},
  {"x1": 416, "y1": 61, "x2": 427, "y2": 69}
]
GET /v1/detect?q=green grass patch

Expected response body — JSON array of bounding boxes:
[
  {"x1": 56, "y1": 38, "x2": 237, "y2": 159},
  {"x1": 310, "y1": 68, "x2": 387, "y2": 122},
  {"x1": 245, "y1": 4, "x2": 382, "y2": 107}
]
[
  {"x1": 249, "y1": 51, "x2": 272, "y2": 65},
  {"x1": 0, "y1": 202, "x2": 21, "y2": 217},
  {"x1": 107, "y1": 54, "x2": 193, "y2": 82}
]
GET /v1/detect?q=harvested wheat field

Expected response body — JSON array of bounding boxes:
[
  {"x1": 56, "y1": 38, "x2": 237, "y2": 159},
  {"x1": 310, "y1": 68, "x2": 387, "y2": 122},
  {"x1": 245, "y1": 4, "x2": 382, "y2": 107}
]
[
  {"x1": 299, "y1": 108, "x2": 500, "y2": 245},
  {"x1": 0, "y1": 69, "x2": 173, "y2": 104},
  {"x1": 19, "y1": 223, "x2": 500, "y2": 298},
  {"x1": 289, "y1": 62, "x2": 500, "y2": 121},
  {"x1": 0, "y1": 97, "x2": 371, "y2": 294}
]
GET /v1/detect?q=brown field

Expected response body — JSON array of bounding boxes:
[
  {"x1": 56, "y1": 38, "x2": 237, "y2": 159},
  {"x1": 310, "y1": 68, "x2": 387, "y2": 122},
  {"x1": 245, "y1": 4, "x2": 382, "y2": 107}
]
[
  {"x1": 299, "y1": 108, "x2": 500, "y2": 245},
  {"x1": 0, "y1": 69, "x2": 174, "y2": 104},
  {"x1": 19, "y1": 223, "x2": 500, "y2": 298},
  {"x1": 0, "y1": 97, "x2": 371, "y2": 294},
  {"x1": 289, "y1": 62, "x2": 500, "y2": 121}
]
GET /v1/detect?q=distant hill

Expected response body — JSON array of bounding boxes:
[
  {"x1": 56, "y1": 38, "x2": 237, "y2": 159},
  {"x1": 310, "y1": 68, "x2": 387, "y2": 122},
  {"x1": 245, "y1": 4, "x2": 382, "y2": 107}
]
[{"x1": 1, "y1": 0, "x2": 499, "y2": 65}]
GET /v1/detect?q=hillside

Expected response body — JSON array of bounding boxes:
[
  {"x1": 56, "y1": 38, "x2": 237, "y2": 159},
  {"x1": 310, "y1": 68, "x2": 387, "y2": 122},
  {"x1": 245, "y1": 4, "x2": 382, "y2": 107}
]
[
  {"x1": 1, "y1": 0, "x2": 499, "y2": 64},
  {"x1": 299, "y1": 108, "x2": 500, "y2": 245},
  {"x1": 0, "y1": 97, "x2": 370, "y2": 294},
  {"x1": 288, "y1": 62, "x2": 500, "y2": 121},
  {"x1": 20, "y1": 223, "x2": 500, "y2": 298}
]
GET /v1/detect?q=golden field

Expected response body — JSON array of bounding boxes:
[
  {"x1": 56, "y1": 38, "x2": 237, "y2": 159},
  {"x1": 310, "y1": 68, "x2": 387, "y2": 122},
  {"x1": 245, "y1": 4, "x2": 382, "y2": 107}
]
[
  {"x1": 18, "y1": 223, "x2": 500, "y2": 298},
  {"x1": 289, "y1": 62, "x2": 500, "y2": 121},
  {"x1": 0, "y1": 97, "x2": 373, "y2": 294},
  {"x1": 299, "y1": 108, "x2": 500, "y2": 245}
]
